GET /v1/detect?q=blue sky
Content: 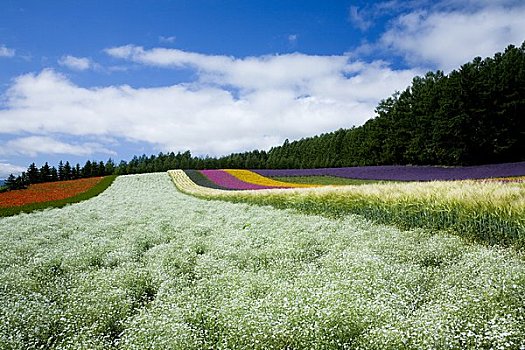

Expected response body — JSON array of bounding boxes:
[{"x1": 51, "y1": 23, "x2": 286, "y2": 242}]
[{"x1": 1, "y1": 0, "x2": 524, "y2": 177}]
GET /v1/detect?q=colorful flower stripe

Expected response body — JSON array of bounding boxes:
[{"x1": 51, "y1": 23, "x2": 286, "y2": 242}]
[
  {"x1": 0, "y1": 177, "x2": 104, "y2": 208},
  {"x1": 224, "y1": 169, "x2": 316, "y2": 188},
  {"x1": 200, "y1": 170, "x2": 275, "y2": 190},
  {"x1": 254, "y1": 161, "x2": 525, "y2": 181},
  {"x1": 184, "y1": 170, "x2": 232, "y2": 190}
]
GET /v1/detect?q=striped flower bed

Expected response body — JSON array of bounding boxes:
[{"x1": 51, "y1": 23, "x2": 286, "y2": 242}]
[
  {"x1": 184, "y1": 170, "x2": 231, "y2": 190},
  {"x1": 195, "y1": 169, "x2": 318, "y2": 190},
  {"x1": 200, "y1": 170, "x2": 273, "y2": 190},
  {"x1": 224, "y1": 169, "x2": 315, "y2": 188}
]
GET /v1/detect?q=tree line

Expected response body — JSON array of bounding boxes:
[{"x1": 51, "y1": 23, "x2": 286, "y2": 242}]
[
  {"x1": 263, "y1": 42, "x2": 525, "y2": 168},
  {"x1": 3, "y1": 42, "x2": 524, "y2": 190},
  {"x1": 3, "y1": 160, "x2": 115, "y2": 191}
]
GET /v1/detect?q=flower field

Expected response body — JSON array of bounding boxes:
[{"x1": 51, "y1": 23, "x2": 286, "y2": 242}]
[
  {"x1": 0, "y1": 176, "x2": 117, "y2": 217},
  {"x1": 0, "y1": 177, "x2": 104, "y2": 208},
  {"x1": 254, "y1": 161, "x2": 525, "y2": 181},
  {"x1": 1, "y1": 172, "x2": 525, "y2": 349},
  {"x1": 181, "y1": 163, "x2": 525, "y2": 193},
  {"x1": 195, "y1": 169, "x2": 315, "y2": 190},
  {"x1": 170, "y1": 169, "x2": 525, "y2": 249},
  {"x1": 224, "y1": 169, "x2": 315, "y2": 188}
]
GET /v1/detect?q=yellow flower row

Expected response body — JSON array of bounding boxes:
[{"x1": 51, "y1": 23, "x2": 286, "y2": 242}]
[{"x1": 224, "y1": 169, "x2": 317, "y2": 188}]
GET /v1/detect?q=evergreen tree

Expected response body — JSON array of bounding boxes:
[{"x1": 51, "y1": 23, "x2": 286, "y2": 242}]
[
  {"x1": 27, "y1": 163, "x2": 40, "y2": 184},
  {"x1": 63, "y1": 161, "x2": 72, "y2": 180},
  {"x1": 58, "y1": 161, "x2": 65, "y2": 181},
  {"x1": 82, "y1": 161, "x2": 92, "y2": 178},
  {"x1": 40, "y1": 162, "x2": 51, "y2": 182},
  {"x1": 50, "y1": 167, "x2": 58, "y2": 182},
  {"x1": 98, "y1": 161, "x2": 106, "y2": 176},
  {"x1": 5, "y1": 173, "x2": 28, "y2": 190},
  {"x1": 75, "y1": 164, "x2": 81, "y2": 179}
]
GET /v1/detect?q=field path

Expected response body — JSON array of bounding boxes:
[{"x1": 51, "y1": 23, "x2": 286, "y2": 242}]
[{"x1": 1, "y1": 173, "x2": 524, "y2": 349}]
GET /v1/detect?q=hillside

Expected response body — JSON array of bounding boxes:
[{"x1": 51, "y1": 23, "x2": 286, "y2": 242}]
[{"x1": 2, "y1": 173, "x2": 525, "y2": 348}]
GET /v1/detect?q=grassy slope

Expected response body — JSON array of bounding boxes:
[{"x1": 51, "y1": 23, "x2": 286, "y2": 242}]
[
  {"x1": 170, "y1": 170, "x2": 525, "y2": 250},
  {"x1": 1, "y1": 172, "x2": 525, "y2": 349},
  {"x1": 0, "y1": 175, "x2": 117, "y2": 217}
]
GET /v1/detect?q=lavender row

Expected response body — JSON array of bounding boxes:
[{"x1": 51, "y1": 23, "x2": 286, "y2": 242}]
[
  {"x1": 253, "y1": 161, "x2": 525, "y2": 181},
  {"x1": 200, "y1": 170, "x2": 272, "y2": 190}
]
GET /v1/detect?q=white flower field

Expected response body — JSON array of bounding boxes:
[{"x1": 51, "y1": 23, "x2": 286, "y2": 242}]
[{"x1": 1, "y1": 173, "x2": 524, "y2": 349}]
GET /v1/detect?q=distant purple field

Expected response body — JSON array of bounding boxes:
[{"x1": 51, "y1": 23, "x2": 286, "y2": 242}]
[{"x1": 253, "y1": 162, "x2": 525, "y2": 181}]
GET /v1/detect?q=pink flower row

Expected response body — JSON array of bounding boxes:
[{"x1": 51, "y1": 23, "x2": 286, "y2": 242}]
[{"x1": 200, "y1": 170, "x2": 281, "y2": 190}]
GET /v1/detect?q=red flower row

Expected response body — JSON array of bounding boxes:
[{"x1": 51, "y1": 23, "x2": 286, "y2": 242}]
[{"x1": 0, "y1": 177, "x2": 104, "y2": 208}]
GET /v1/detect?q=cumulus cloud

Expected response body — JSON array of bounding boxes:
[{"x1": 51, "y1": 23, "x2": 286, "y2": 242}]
[
  {"x1": 379, "y1": 3, "x2": 525, "y2": 71},
  {"x1": 0, "y1": 45, "x2": 15, "y2": 58},
  {"x1": 0, "y1": 48, "x2": 419, "y2": 156},
  {"x1": 104, "y1": 45, "x2": 412, "y2": 95},
  {"x1": 0, "y1": 136, "x2": 116, "y2": 157},
  {"x1": 0, "y1": 162, "x2": 26, "y2": 178},
  {"x1": 58, "y1": 55, "x2": 93, "y2": 71}
]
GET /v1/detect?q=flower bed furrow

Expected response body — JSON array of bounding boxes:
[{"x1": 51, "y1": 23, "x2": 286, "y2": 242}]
[
  {"x1": 200, "y1": 170, "x2": 275, "y2": 190},
  {"x1": 183, "y1": 170, "x2": 232, "y2": 190},
  {"x1": 224, "y1": 169, "x2": 315, "y2": 188}
]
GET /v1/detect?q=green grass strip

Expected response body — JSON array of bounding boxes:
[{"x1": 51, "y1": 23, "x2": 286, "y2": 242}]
[{"x1": 0, "y1": 175, "x2": 117, "y2": 218}]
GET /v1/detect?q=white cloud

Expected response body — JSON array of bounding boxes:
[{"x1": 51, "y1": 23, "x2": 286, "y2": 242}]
[
  {"x1": 0, "y1": 45, "x2": 15, "y2": 58},
  {"x1": 0, "y1": 136, "x2": 115, "y2": 157},
  {"x1": 0, "y1": 49, "x2": 419, "y2": 156},
  {"x1": 379, "y1": 4, "x2": 525, "y2": 71},
  {"x1": 0, "y1": 163, "x2": 26, "y2": 178},
  {"x1": 348, "y1": 6, "x2": 373, "y2": 31},
  {"x1": 104, "y1": 45, "x2": 404, "y2": 94},
  {"x1": 58, "y1": 55, "x2": 93, "y2": 71},
  {"x1": 159, "y1": 35, "x2": 176, "y2": 44}
]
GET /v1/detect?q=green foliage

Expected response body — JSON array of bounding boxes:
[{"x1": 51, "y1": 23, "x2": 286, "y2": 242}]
[
  {"x1": 263, "y1": 43, "x2": 525, "y2": 167},
  {"x1": 4, "y1": 173, "x2": 29, "y2": 191},
  {"x1": 0, "y1": 175, "x2": 117, "y2": 218}
]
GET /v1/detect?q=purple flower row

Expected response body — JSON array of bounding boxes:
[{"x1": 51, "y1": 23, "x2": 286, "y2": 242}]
[
  {"x1": 200, "y1": 170, "x2": 273, "y2": 190},
  {"x1": 253, "y1": 161, "x2": 525, "y2": 181}
]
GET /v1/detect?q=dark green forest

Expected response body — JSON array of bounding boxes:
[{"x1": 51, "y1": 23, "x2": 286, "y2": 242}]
[
  {"x1": 3, "y1": 42, "x2": 524, "y2": 190},
  {"x1": 263, "y1": 42, "x2": 525, "y2": 168}
]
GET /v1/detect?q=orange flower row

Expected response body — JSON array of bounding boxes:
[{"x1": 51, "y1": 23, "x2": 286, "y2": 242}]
[{"x1": 0, "y1": 177, "x2": 104, "y2": 208}]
